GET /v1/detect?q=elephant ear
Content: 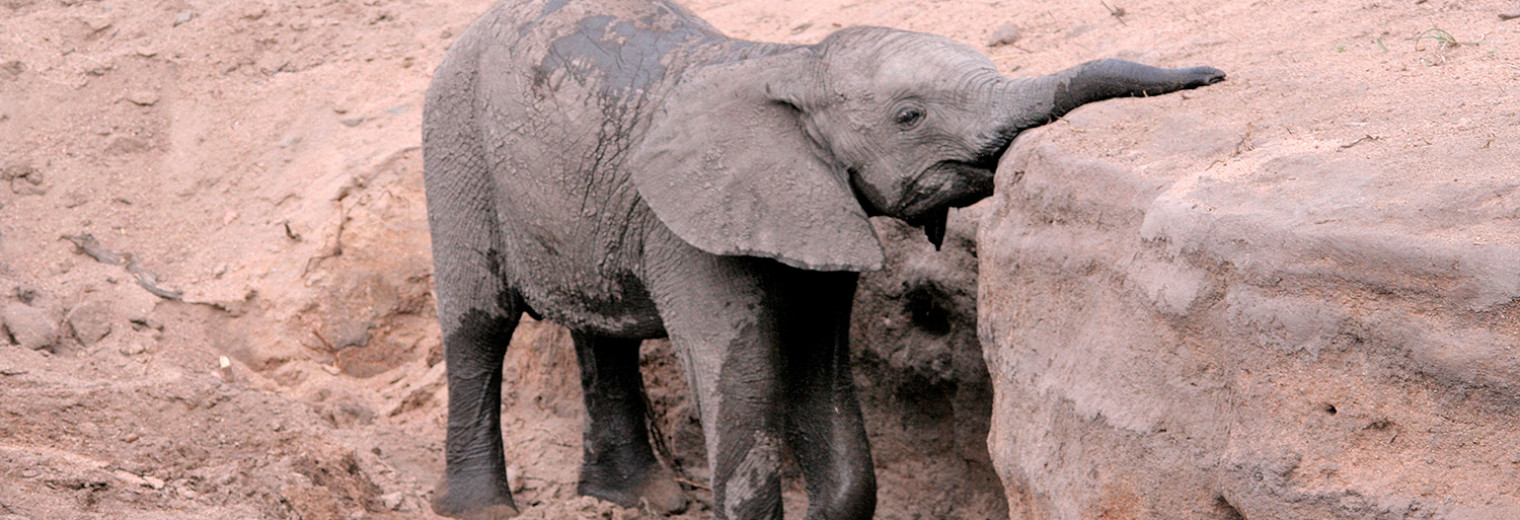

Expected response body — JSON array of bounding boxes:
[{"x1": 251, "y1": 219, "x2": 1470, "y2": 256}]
[{"x1": 630, "y1": 50, "x2": 884, "y2": 272}]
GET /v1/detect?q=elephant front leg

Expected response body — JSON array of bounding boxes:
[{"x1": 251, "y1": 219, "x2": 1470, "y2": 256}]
[
  {"x1": 572, "y1": 332, "x2": 688, "y2": 514},
  {"x1": 673, "y1": 267, "x2": 873, "y2": 520},
  {"x1": 709, "y1": 331, "x2": 787, "y2": 520},
  {"x1": 779, "y1": 272, "x2": 875, "y2": 520},
  {"x1": 646, "y1": 241, "x2": 787, "y2": 520}
]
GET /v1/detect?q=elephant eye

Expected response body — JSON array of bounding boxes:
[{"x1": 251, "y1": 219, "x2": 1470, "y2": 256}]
[{"x1": 894, "y1": 106, "x2": 925, "y2": 128}]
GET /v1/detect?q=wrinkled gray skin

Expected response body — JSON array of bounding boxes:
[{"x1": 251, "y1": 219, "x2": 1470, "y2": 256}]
[{"x1": 423, "y1": 0, "x2": 1224, "y2": 518}]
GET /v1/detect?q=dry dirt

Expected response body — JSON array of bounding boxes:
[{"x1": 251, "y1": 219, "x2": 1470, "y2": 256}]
[{"x1": 1, "y1": 0, "x2": 1517, "y2": 519}]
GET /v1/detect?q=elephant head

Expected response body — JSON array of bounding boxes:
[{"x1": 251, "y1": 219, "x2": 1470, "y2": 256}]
[{"x1": 631, "y1": 27, "x2": 1224, "y2": 271}]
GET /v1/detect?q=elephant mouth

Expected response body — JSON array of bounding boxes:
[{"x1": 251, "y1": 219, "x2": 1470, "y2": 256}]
[
  {"x1": 900, "y1": 133, "x2": 1017, "y2": 249},
  {"x1": 876, "y1": 131, "x2": 1016, "y2": 249},
  {"x1": 900, "y1": 160, "x2": 996, "y2": 249}
]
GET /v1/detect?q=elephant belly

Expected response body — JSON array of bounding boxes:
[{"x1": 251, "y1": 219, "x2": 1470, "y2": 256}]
[
  {"x1": 496, "y1": 192, "x2": 667, "y2": 339},
  {"x1": 514, "y1": 263, "x2": 667, "y2": 340}
]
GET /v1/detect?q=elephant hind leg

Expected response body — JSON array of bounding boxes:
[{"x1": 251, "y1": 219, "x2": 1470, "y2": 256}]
[
  {"x1": 573, "y1": 332, "x2": 689, "y2": 514},
  {"x1": 426, "y1": 188, "x2": 523, "y2": 518},
  {"x1": 431, "y1": 296, "x2": 523, "y2": 520},
  {"x1": 426, "y1": 27, "x2": 525, "y2": 519},
  {"x1": 426, "y1": 79, "x2": 525, "y2": 519}
]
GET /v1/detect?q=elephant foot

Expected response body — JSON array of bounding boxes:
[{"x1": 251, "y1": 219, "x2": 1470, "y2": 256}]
[
  {"x1": 579, "y1": 463, "x2": 689, "y2": 514},
  {"x1": 432, "y1": 475, "x2": 520, "y2": 519}
]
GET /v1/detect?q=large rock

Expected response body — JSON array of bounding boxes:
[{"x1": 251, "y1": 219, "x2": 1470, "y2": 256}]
[
  {"x1": 3, "y1": 303, "x2": 59, "y2": 351},
  {"x1": 978, "y1": 110, "x2": 1520, "y2": 518},
  {"x1": 66, "y1": 299, "x2": 114, "y2": 347}
]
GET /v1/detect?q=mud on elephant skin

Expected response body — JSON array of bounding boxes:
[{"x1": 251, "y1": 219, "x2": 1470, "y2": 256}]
[{"x1": 421, "y1": 0, "x2": 1224, "y2": 518}]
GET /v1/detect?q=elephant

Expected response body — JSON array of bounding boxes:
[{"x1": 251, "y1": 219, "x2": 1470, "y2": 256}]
[{"x1": 421, "y1": 0, "x2": 1224, "y2": 518}]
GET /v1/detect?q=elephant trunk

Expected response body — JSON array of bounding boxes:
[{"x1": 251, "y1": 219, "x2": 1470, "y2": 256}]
[
  {"x1": 997, "y1": 58, "x2": 1226, "y2": 133},
  {"x1": 920, "y1": 60, "x2": 1222, "y2": 248}
]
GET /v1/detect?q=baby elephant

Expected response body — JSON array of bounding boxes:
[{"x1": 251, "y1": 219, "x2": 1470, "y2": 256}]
[{"x1": 423, "y1": 0, "x2": 1224, "y2": 518}]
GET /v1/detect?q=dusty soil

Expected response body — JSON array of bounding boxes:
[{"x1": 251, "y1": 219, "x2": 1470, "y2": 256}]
[{"x1": 2, "y1": 0, "x2": 1516, "y2": 519}]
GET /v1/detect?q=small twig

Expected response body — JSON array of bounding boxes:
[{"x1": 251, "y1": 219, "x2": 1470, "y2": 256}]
[
  {"x1": 1412, "y1": 24, "x2": 1486, "y2": 51},
  {"x1": 312, "y1": 328, "x2": 335, "y2": 351},
  {"x1": 1339, "y1": 134, "x2": 1381, "y2": 150},
  {"x1": 1233, "y1": 122, "x2": 1255, "y2": 156},
  {"x1": 302, "y1": 212, "x2": 350, "y2": 276},
  {"x1": 644, "y1": 391, "x2": 684, "y2": 478},
  {"x1": 62, "y1": 233, "x2": 123, "y2": 265},
  {"x1": 1100, "y1": 1, "x2": 1128, "y2": 25},
  {"x1": 674, "y1": 477, "x2": 710, "y2": 491},
  {"x1": 62, "y1": 233, "x2": 182, "y2": 300},
  {"x1": 127, "y1": 258, "x2": 184, "y2": 300}
]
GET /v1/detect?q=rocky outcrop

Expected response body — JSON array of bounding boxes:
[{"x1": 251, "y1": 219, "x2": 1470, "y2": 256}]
[{"x1": 978, "y1": 110, "x2": 1520, "y2": 518}]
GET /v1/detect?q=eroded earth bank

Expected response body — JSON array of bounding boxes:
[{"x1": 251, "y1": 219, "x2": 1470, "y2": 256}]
[{"x1": 2, "y1": 0, "x2": 1518, "y2": 519}]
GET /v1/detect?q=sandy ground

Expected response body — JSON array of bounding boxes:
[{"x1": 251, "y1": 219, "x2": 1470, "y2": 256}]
[{"x1": 2, "y1": 0, "x2": 1517, "y2": 519}]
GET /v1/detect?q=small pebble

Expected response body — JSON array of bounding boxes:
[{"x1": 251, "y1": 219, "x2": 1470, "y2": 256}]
[
  {"x1": 66, "y1": 300, "x2": 114, "y2": 347},
  {"x1": 216, "y1": 355, "x2": 235, "y2": 381},
  {"x1": 85, "y1": 17, "x2": 113, "y2": 32},
  {"x1": 173, "y1": 10, "x2": 195, "y2": 26},
  {"x1": 78, "y1": 421, "x2": 103, "y2": 437},
  {"x1": 127, "y1": 90, "x2": 160, "y2": 106},
  {"x1": 15, "y1": 167, "x2": 42, "y2": 185},
  {"x1": 20, "y1": 469, "x2": 39, "y2": 478},
  {"x1": 113, "y1": 469, "x2": 149, "y2": 487},
  {"x1": 507, "y1": 464, "x2": 525, "y2": 493},
  {"x1": 988, "y1": 23, "x2": 1021, "y2": 47},
  {"x1": 380, "y1": 491, "x2": 404, "y2": 511}
]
